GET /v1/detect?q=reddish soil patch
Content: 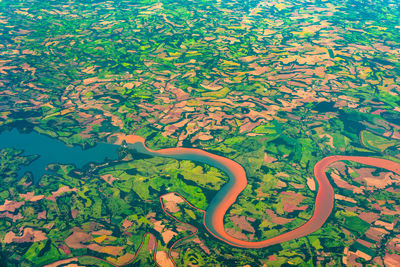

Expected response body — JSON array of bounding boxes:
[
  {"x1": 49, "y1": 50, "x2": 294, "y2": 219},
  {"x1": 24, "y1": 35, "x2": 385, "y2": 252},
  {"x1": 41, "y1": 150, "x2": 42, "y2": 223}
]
[
  {"x1": 58, "y1": 244, "x2": 71, "y2": 255},
  {"x1": 122, "y1": 219, "x2": 133, "y2": 229},
  {"x1": 355, "y1": 168, "x2": 376, "y2": 177},
  {"x1": 19, "y1": 191, "x2": 44, "y2": 202},
  {"x1": 281, "y1": 192, "x2": 308, "y2": 213},
  {"x1": 330, "y1": 171, "x2": 364, "y2": 194},
  {"x1": 65, "y1": 230, "x2": 92, "y2": 249},
  {"x1": 110, "y1": 253, "x2": 136, "y2": 266},
  {"x1": 0, "y1": 200, "x2": 25, "y2": 212},
  {"x1": 92, "y1": 229, "x2": 112, "y2": 236},
  {"x1": 290, "y1": 182, "x2": 304, "y2": 189},
  {"x1": 268, "y1": 255, "x2": 278, "y2": 261},
  {"x1": 88, "y1": 244, "x2": 124, "y2": 256},
  {"x1": 46, "y1": 186, "x2": 77, "y2": 201},
  {"x1": 0, "y1": 212, "x2": 23, "y2": 222},
  {"x1": 358, "y1": 212, "x2": 380, "y2": 224},
  {"x1": 356, "y1": 238, "x2": 374, "y2": 248},
  {"x1": 384, "y1": 253, "x2": 400, "y2": 267},
  {"x1": 101, "y1": 174, "x2": 119, "y2": 185},
  {"x1": 150, "y1": 219, "x2": 165, "y2": 233},
  {"x1": 42, "y1": 257, "x2": 78, "y2": 267},
  {"x1": 306, "y1": 177, "x2": 316, "y2": 191},
  {"x1": 226, "y1": 228, "x2": 248, "y2": 241},
  {"x1": 230, "y1": 215, "x2": 255, "y2": 233},
  {"x1": 147, "y1": 234, "x2": 156, "y2": 252},
  {"x1": 3, "y1": 227, "x2": 47, "y2": 243},
  {"x1": 65, "y1": 228, "x2": 123, "y2": 256},
  {"x1": 335, "y1": 194, "x2": 356, "y2": 203},
  {"x1": 162, "y1": 193, "x2": 184, "y2": 213},
  {"x1": 71, "y1": 209, "x2": 79, "y2": 219},
  {"x1": 366, "y1": 227, "x2": 389, "y2": 242},
  {"x1": 161, "y1": 229, "x2": 177, "y2": 244},
  {"x1": 37, "y1": 211, "x2": 47, "y2": 220},
  {"x1": 375, "y1": 220, "x2": 395, "y2": 231},
  {"x1": 156, "y1": 251, "x2": 174, "y2": 267},
  {"x1": 265, "y1": 209, "x2": 293, "y2": 225},
  {"x1": 276, "y1": 180, "x2": 287, "y2": 189},
  {"x1": 354, "y1": 168, "x2": 400, "y2": 189},
  {"x1": 264, "y1": 153, "x2": 277, "y2": 163}
]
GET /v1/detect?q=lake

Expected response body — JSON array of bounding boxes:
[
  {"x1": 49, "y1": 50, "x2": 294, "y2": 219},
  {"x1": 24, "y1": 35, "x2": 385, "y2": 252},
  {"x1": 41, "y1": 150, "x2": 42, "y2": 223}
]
[{"x1": 0, "y1": 129, "x2": 119, "y2": 182}]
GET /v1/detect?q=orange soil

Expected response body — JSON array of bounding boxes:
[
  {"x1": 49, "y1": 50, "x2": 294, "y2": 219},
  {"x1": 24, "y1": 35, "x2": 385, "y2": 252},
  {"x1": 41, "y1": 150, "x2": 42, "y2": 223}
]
[{"x1": 116, "y1": 134, "x2": 400, "y2": 249}]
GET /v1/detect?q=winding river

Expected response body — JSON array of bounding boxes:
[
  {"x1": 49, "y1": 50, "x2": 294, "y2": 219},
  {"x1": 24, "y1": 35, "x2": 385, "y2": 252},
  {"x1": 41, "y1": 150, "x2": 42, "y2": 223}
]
[
  {"x1": 3, "y1": 129, "x2": 399, "y2": 249},
  {"x1": 113, "y1": 134, "x2": 400, "y2": 249}
]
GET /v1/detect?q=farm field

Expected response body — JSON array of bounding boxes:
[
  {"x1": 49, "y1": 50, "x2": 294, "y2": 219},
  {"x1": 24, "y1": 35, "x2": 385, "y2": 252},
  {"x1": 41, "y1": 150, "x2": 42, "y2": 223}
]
[{"x1": 1, "y1": 0, "x2": 400, "y2": 266}]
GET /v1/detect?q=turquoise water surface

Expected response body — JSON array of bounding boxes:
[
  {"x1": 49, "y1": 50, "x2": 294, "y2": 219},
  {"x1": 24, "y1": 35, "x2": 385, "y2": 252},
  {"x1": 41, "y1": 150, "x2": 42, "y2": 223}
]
[{"x1": 0, "y1": 129, "x2": 119, "y2": 182}]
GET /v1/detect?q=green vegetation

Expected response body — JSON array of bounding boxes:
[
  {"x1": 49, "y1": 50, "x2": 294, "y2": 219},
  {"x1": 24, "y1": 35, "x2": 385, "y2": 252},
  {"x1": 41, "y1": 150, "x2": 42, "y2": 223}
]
[
  {"x1": 343, "y1": 216, "x2": 370, "y2": 236},
  {"x1": 361, "y1": 130, "x2": 399, "y2": 152},
  {"x1": 1, "y1": 0, "x2": 400, "y2": 265}
]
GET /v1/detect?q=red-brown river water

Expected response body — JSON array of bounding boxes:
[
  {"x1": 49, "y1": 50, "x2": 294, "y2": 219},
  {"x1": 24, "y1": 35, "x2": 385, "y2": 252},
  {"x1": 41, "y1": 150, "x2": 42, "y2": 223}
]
[{"x1": 113, "y1": 134, "x2": 400, "y2": 248}]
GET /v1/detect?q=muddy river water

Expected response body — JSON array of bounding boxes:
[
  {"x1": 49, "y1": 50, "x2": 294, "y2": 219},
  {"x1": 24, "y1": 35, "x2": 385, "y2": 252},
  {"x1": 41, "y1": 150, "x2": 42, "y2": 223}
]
[
  {"x1": 3, "y1": 129, "x2": 399, "y2": 248},
  {"x1": 119, "y1": 134, "x2": 400, "y2": 248}
]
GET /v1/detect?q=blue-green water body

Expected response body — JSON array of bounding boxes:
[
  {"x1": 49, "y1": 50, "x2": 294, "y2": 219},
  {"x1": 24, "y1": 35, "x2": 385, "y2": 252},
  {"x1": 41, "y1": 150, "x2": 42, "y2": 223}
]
[{"x1": 0, "y1": 129, "x2": 119, "y2": 181}]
